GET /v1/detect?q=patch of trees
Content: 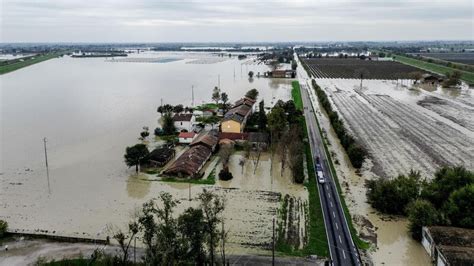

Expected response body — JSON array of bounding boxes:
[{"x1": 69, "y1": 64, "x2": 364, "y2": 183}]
[
  {"x1": 245, "y1": 88, "x2": 259, "y2": 100},
  {"x1": 312, "y1": 80, "x2": 367, "y2": 168},
  {"x1": 442, "y1": 70, "x2": 462, "y2": 87},
  {"x1": 267, "y1": 100, "x2": 305, "y2": 183},
  {"x1": 103, "y1": 190, "x2": 226, "y2": 265},
  {"x1": 367, "y1": 166, "x2": 474, "y2": 240}
]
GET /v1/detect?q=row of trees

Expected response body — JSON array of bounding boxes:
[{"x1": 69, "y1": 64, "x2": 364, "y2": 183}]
[
  {"x1": 312, "y1": 80, "x2": 367, "y2": 168},
  {"x1": 367, "y1": 166, "x2": 474, "y2": 240},
  {"x1": 267, "y1": 100, "x2": 305, "y2": 183},
  {"x1": 99, "y1": 190, "x2": 226, "y2": 265},
  {"x1": 157, "y1": 104, "x2": 193, "y2": 115}
]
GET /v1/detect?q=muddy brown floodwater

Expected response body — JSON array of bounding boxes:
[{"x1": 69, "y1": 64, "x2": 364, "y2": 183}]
[{"x1": 0, "y1": 51, "x2": 304, "y2": 256}]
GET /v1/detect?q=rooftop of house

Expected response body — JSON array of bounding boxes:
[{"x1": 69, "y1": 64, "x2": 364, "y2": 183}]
[
  {"x1": 164, "y1": 145, "x2": 211, "y2": 177},
  {"x1": 179, "y1": 132, "x2": 196, "y2": 138},
  {"x1": 234, "y1": 97, "x2": 256, "y2": 107},
  {"x1": 147, "y1": 147, "x2": 175, "y2": 162},
  {"x1": 190, "y1": 131, "x2": 219, "y2": 149},
  {"x1": 173, "y1": 113, "x2": 193, "y2": 122}
]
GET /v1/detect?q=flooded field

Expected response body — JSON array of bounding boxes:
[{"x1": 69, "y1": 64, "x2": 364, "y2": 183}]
[
  {"x1": 0, "y1": 52, "x2": 296, "y2": 253},
  {"x1": 307, "y1": 77, "x2": 473, "y2": 265},
  {"x1": 315, "y1": 78, "x2": 473, "y2": 179}
]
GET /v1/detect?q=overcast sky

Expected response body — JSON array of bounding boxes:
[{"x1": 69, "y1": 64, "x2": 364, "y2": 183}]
[{"x1": 1, "y1": 0, "x2": 473, "y2": 42}]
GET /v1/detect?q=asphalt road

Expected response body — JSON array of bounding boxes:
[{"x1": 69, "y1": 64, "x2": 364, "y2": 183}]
[{"x1": 296, "y1": 55, "x2": 361, "y2": 266}]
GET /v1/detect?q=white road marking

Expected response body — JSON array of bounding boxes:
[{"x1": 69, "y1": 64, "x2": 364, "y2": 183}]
[
  {"x1": 335, "y1": 222, "x2": 339, "y2": 230},
  {"x1": 339, "y1": 235, "x2": 342, "y2": 244},
  {"x1": 342, "y1": 250, "x2": 346, "y2": 259},
  {"x1": 328, "y1": 193, "x2": 331, "y2": 198},
  {"x1": 330, "y1": 201, "x2": 333, "y2": 207},
  {"x1": 332, "y1": 211, "x2": 336, "y2": 218}
]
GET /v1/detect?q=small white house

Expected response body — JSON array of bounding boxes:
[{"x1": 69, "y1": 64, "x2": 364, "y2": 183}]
[
  {"x1": 178, "y1": 132, "x2": 196, "y2": 144},
  {"x1": 173, "y1": 113, "x2": 195, "y2": 132}
]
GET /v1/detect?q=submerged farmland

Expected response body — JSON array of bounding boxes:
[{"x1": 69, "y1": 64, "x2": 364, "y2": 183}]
[{"x1": 315, "y1": 78, "x2": 474, "y2": 179}]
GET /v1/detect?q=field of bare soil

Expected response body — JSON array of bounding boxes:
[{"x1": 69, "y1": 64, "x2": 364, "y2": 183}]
[
  {"x1": 303, "y1": 58, "x2": 425, "y2": 79},
  {"x1": 315, "y1": 78, "x2": 474, "y2": 179}
]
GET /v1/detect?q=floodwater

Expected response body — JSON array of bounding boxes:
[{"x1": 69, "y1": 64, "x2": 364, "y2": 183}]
[{"x1": 0, "y1": 52, "x2": 293, "y2": 252}]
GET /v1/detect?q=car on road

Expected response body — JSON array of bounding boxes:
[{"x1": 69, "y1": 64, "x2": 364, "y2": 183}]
[{"x1": 315, "y1": 156, "x2": 325, "y2": 183}]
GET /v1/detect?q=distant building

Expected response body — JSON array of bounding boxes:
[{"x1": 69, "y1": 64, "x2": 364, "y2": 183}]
[
  {"x1": 422, "y1": 226, "x2": 474, "y2": 266},
  {"x1": 178, "y1": 132, "x2": 197, "y2": 144},
  {"x1": 271, "y1": 70, "x2": 295, "y2": 78},
  {"x1": 173, "y1": 113, "x2": 195, "y2": 132},
  {"x1": 164, "y1": 131, "x2": 218, "y2": 178},
  {"x1": 221, "y1": 97, "x2": 256, "y2": 133}
]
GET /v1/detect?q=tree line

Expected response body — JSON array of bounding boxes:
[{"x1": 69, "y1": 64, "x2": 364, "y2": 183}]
[
  {"x1": 311, "y1": 80, "x2": 367, "y2": 169},
  {"x1": 367, "y1": 166, "x2": 473, "y2": 240},
  {"x1": 89, "y1": 190, "x2": 226, "y2": 265}
]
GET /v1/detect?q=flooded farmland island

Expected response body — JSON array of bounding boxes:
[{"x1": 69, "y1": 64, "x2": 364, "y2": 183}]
[{"x1": 1, "y1": 1, "x2": 473, "y2": 266}]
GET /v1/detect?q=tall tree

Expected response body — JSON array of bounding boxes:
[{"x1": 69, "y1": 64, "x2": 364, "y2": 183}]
[
  {"x1": 267, "y1": 106, "x2": 287, "y2": 141},
  {"x1": 162, "y1": 112, "x2": 176, "y2": 135},
  {"x1": 248, "y1": 71, "x2": 254, "y2": 78},
  {"x1": 178, "y1": 208, "x2": 207, "y2": 264},
  {"x1": 124, "y1": 144, "x2": 150, "y2": 173},
  {"x1": 257, "y1": 100, "x2": 267, "y2": 132},
  {"x1": 199, "y1": 189, "x2": 225, "y2": 265},
  {"x1": 212, "y1": 86, "x2": 220, "y2": 105},
  {"x1": 220, "y1": 92, "x2": 229, "y2": 112}
]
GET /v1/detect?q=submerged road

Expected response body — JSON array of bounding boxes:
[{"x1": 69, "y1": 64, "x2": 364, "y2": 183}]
[{"x1": 296, "y1": 55, "x2": 361, "y2": 266}]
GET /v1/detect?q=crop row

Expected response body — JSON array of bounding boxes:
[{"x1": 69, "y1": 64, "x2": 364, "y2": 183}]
[{"x1": 303, "y1": 58, "x2": 424, "y2": 79}]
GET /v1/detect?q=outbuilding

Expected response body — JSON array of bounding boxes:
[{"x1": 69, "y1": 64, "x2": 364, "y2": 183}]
[{"x1": 178, "y1": 132, "x2": 197, "y2": 144}]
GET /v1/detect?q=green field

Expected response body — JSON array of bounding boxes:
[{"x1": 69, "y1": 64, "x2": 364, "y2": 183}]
[
  {"x1": 395, "y1": 55, "x2": 474, "y2": 85},
  {"x1": 0, "y1": 53, "x2": 60, "y2": 75}
]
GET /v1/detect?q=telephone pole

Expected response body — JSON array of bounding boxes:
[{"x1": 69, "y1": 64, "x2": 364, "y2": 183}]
[
  {"x1": 43, "y1": 137, "x2": 51, "y2": 194},
  {"x1": 191, "y1": 85, "x2": 194, "y2": 107},
  {"x1": 272, "y1": 216, "x2": 275, "y2": 266},
  {"x1": 218, "y1": 74, "x2": 220, "y2": 90}
]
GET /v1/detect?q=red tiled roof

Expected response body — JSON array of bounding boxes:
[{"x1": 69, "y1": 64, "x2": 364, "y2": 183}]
[
  {"x1": 190, "y1": 131, "x2": 219, "y2": 149},
  {"x1": 179, "y1": 132, "x2": 196, "y2": 138},
  {"x1": 164, "y1": 145, "x2": 211, "y2": 177}
]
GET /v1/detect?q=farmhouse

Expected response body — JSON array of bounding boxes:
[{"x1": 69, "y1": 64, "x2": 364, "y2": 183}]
[
  {"x1": 164, "y1": 131, "x2": 218, "y2": 178},
  {"x1": 221, "y1": 97, "x2": 256, "y2": 133},
  {"x1": 421, "y1": 226, "x2": 474, "y2": 266},
  {"x1": 173, "y1": 113, "x2": 195, "y2": 132},
  {"x1": 146, "y1": 146, "x2": 175, "y2": 167},
  {"x1": 178, "y1": 132, "x2": 196, "y2": 144},
  {"x1": 271, "y1": 70, "x2": 295, "y2": 78}
]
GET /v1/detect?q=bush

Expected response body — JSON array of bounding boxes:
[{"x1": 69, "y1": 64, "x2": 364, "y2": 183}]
[
  {"x1": 367, "y1": 172, "x2": 421, "y2": 215},
  {"x1": 0, "y1": 220, "x2": 8, "y2": 238},
  {"x1": 218, "y1": 167, "x2": 233, "y2": 181},
  {"x1": 406, "y1": 199, "x2": 439, "y2": 240}
]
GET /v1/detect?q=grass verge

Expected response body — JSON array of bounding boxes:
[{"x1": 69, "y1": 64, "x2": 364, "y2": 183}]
[
  {"x1": 0, "y1": 53, "x2": 60, "y2": 75},
  {"x1": 291, "y1": 81, "x2": 303, "y2": 110},
  {"x1": 394, "y1": 54, "x2": 474, "y2": 85}
]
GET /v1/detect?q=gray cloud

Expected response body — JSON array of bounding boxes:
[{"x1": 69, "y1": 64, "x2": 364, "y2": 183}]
[{"x1": 1, "y1": 0, "x2": 472, "y2": 42}]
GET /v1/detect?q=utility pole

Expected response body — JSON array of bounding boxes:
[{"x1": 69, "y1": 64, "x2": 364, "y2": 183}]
[
  {"x1": 218, "y1": 74, "x2": 220, "y2": 90},
  {"x1": 191, "y1": 85, "x2": 194, "y2": 107},
  {"x1": 134, "y1": 237, "x2": 136, "y2": 264},
  {"x1": 43, "y1": 137, "x2": 51, "y2": 194},
  {"x1": 160, "y1": 98, "x2": 163, "y2": 107},
  {"x1": 188, "y1": 183, "x2": 191, "y2": 201},
  {"x1": 222, "y1": 220, "x2": 226, "y2": 265},
  {"x1": 272, "y1": 216, "x2": 275, "y2": 266}
]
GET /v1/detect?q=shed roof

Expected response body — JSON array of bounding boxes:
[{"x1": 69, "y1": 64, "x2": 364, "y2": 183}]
[
  {"x1": 147, "y1": 147, "x2": 175, "y2": 163},
  {"x1": 190, "y1": 131, "x2": 219, "y2": 149},
  {"x1": 173, "y1": 113, "x2": 193, "y2": 122},
  {"x1": 164, "y1": 145, "x2": 211, "y2": 177}
]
